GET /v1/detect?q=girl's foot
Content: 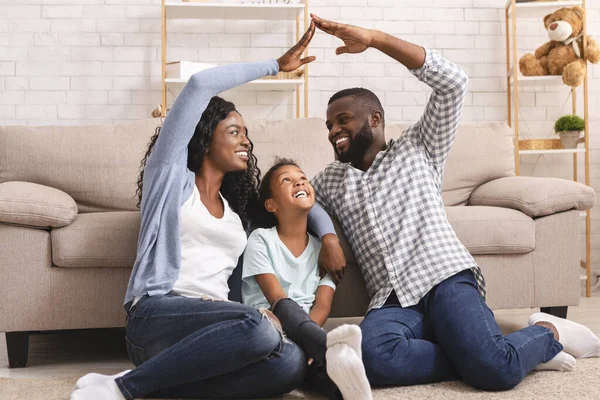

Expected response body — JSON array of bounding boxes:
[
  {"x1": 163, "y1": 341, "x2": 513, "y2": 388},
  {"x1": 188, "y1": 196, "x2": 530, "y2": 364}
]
[
  {"x1": 70, "y1": 379, "x2": 125, "y2": 400},
  {"x1": 534, "y1": 351, "x2": 576, "y2": 371},
  {"x1": 327, "y1": 324, "x2": 363, "y2": 359},
  {"x1": 529, "y1": 312, "x2": 600, "y2": 358},
  {"x1": 75, "y1": 370, "x2": 131, "y2": 389},
  {"x1": 326, "y1": 325, "x2": 373, "y2": 400}
]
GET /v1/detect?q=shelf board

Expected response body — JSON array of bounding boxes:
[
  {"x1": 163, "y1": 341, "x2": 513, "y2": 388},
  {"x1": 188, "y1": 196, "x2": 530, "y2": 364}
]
[
  {"x1": 507, "y1": 68, "x2": 565, "y2": 84},
  {"x1": 165, "y1": 1, "x2": 305, "y2": 20},
  {"x1": 519, "y1": 148, "x2": 586, "y2": 155},
  {"x1": 166, "y1": 78, "x2": 304, "y2": 91},
  {"x1": 506, "y1": 0, "x2": 583, "y2": 13}
]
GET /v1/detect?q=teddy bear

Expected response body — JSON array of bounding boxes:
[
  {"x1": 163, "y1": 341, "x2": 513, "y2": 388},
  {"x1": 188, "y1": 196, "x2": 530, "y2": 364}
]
[{"x1": 519, "y1": 6, "x2": 599, "y2": 87}]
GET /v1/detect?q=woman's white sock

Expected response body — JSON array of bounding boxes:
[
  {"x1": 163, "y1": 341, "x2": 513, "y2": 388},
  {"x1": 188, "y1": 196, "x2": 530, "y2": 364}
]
[
  {"x1": 534, "y1": 351, "x2": 576, "y2": 372},
  {"x1": 75, "y1": 370, "x2": 131, "y2": 389},
  {"x1": 326, "y1": 325, "x2": 372, "y2": 400},
  {"x1": 529, "y1": 312, "x2": 600, "y2": 359},
  {"x1": 70, "y1": 379, "x2": 125, "y2": 400}
]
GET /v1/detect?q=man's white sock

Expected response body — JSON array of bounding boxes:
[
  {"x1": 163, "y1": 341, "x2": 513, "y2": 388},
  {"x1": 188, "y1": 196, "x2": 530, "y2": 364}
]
[
  {"x1": 326, "y1": 325, "x2": 372, "y2": 400},
  {"x1": 70, "y1": 379, "x2": 125, "y2": 400},
  {"x1": 534, "y1": 351, "x2": 576, "y2": 372},
  {"x1": 75, "y1": 370, "x2": 131, "y2": 389},
  {"x1": 529, "y1": 312, "x2": 600, "y2": 359},
  {"x1": 327, "y1": 324, "x2": 363, "y2": 359}
]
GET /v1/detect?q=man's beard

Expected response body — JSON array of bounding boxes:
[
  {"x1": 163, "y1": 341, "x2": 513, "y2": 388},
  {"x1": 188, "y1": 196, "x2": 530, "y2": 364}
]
[{"x1": 337, "y1": 120, "x2": 374, "y2": 166}]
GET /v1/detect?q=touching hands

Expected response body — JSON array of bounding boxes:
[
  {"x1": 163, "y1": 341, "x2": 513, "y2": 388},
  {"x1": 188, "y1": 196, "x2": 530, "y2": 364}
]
[{"x1": 277, "y1": 15, "x2": 377, "y2": 73}]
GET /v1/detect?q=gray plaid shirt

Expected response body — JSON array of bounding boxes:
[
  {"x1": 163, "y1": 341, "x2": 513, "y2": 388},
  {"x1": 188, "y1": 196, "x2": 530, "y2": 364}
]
[{"x1": 312, "y1": 49, "x2": 486, "y2": 310}]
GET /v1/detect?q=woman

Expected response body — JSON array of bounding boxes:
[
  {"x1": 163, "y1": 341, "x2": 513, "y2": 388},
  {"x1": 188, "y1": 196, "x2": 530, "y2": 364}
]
[{"x1": 71, "y1": 22, "x2": 342, "y2": 400}]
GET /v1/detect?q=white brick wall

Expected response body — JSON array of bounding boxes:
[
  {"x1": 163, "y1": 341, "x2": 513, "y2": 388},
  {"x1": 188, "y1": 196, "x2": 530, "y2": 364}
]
[{"x1": 1, "y1": 0, "x2": 600, "y2": 275}]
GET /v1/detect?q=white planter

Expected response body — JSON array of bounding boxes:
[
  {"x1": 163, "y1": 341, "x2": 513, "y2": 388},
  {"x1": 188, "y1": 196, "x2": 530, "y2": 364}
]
[{"x1": 558, "y1": 131, "x2": 582, "y2": 149}]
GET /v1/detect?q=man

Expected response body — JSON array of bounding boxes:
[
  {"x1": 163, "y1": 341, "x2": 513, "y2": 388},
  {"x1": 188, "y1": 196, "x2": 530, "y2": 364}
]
[{"x1": 310, "y1": 14, "x2": 600, "y2": 391}]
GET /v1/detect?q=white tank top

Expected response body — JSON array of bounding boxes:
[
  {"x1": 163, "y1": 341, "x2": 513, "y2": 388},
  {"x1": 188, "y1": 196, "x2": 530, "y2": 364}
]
[{"x1": 172, "y1": 186, "x2": 247, "y2": 300}]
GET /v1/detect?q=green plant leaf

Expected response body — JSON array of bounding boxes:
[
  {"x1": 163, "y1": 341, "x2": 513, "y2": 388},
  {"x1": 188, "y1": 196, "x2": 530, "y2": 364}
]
[{"x1": 554, "y1": 115, "x2": 585, "y2": 133}]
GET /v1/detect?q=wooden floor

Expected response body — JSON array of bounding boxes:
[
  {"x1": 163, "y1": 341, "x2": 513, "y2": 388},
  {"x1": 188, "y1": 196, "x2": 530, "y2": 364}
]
[{"x1": 1, "y1": 289, "x2": 599, "y2": 381}]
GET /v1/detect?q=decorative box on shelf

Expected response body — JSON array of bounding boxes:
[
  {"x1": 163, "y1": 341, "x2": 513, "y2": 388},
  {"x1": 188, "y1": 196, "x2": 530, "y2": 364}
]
[{"x1": 166, "y1": 61, "x2": 217, "y2": 81}]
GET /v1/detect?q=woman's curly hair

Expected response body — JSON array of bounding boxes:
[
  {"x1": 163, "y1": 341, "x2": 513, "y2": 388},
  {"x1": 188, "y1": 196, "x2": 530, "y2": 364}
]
[{"x1": 136, "y1": 96, "x2": 262, "y2": 229}]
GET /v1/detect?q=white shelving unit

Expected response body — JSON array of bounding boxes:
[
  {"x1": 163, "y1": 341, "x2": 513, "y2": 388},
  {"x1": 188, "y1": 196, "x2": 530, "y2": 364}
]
[
  {"x1": 505, "y1": 0, "x2": 593, "y2": 296},
  {"x1": 161, "y1": 1, "x2": 309, "y2": 118}
]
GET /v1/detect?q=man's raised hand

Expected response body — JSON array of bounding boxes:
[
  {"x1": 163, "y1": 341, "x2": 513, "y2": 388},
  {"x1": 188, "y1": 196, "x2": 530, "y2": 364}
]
[{"x1": 311, "y1": 14, "x2": 374, "y2": 55}]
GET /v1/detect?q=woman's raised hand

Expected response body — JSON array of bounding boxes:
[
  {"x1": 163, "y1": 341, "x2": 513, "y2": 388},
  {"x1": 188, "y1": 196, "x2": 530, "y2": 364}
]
[{"x1": 277, "y1": 21, "x2": 317, "y2": 72}]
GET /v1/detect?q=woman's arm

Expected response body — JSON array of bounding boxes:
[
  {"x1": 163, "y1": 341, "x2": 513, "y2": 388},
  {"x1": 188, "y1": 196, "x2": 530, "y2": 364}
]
[
  {"x1": 148, "y1": 22, "x2": 317, "y2": 168},
  {"x1": 148, "y1": 61, "x2": 279, "y2": 167},
  {"x1": 309, "y1": 285, "x2": 335, "y2": 327}
]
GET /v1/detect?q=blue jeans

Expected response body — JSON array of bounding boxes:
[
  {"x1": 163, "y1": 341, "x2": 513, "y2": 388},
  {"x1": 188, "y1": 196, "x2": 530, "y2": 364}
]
[
  {"x1": 115, "y1": 293, "x2": 307, "y2": 399},
  {"x1": 360, "y1": 270, "x2": 563, "y2": 391}
]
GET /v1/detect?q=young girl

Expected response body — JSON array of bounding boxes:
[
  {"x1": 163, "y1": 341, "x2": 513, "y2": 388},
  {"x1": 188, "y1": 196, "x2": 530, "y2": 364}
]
[{"x1": 242, "y1": 158, "x2": 373, "y2": 400}]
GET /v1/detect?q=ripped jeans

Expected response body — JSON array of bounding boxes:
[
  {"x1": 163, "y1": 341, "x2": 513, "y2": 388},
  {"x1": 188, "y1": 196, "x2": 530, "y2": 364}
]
[{"x1": 115, "y1": 292, "x2": 307, "y2": 399}]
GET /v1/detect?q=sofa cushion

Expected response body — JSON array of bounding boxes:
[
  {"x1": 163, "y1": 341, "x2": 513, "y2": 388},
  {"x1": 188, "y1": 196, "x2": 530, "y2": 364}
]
[
  {"x1": 446, "y1": 206, "x2": 535, "y2": 255},
  {"x1": 469, "y1": 176, "x2": 596, "y2": 217},
  {"x1": 0, "y1": 119, "x2": 158, "y2": 213},
  {"x1": 51, "y1": 212, "x2": 139, "y2": 268},
  {"x1": 0, "y1": 181, "x2": 78, "y2": 228}
]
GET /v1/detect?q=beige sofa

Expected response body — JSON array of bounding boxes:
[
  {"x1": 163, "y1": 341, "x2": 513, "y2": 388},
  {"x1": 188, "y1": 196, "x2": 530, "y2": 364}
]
[{"x1": 0, "y1": 118, "x2": 595, "y2": 368}]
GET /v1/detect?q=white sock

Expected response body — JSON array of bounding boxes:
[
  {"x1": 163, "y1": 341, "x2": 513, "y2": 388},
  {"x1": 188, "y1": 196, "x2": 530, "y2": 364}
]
[
  {"x1": 529, "y1": 312, "x2": 600, "y2": 359},
  {"x1": 75, "y1": 370, "x2": 131, "y2": 389},
  {"x1": 534, "y1": 351, "x2": 576, "y2": 372},
  {"x1": 327, "y1": 324, "x2": 362, "y2": 359},
  {"x1": 326, "y1": 326, "x2": 372, "y2": 400},
  {"x1": 70, "y1": 379, "x2": 125, "y2": 400}
]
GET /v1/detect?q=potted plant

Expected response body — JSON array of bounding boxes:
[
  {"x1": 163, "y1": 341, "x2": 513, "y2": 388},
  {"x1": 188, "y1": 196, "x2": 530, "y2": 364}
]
[{"x1": 554, "y1": 115, "x2": 585, "y2": 149}]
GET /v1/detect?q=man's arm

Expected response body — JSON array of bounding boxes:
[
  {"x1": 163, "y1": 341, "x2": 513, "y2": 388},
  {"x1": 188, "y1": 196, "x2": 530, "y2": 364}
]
[
  {"x1": 312, "y1": 14, "x2": 468, "y2": 169},
  {"x1": 404, "y1": 49, "x2": 468, "y2": 168},
  {"x1": 309, "y1": 172, "x2": 346, "y2": 283},
  {"x1": 309, "y1": 285, "x2": 335, "y2": 327}
]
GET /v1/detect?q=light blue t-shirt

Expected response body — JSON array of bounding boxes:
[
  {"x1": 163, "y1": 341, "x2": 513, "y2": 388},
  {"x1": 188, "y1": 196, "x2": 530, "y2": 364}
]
[{"x1": 242, "y1": 227, "x2": 336, "y2": 314}]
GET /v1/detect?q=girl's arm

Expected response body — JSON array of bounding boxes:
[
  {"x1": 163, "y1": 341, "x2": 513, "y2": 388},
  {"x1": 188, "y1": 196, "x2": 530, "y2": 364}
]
[
  {"x1": 254, "y1": 273, "x2": 287, "y2": 307},
  {"x1": 309, "y1": 285, "x2": 335, "y2": 327}
]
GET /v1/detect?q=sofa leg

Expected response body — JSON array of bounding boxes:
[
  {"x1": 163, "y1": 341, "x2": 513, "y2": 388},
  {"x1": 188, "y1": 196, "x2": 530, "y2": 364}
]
[
  {"x1": 6, "y1": 331, "x2": 29, "y2": 368},
  {"x1": 541, "y1": 306, "x2": 568, "y2": 319}
]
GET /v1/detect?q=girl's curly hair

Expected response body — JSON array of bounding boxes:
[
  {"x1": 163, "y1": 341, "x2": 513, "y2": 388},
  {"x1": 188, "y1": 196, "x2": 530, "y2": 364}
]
[{"x1": 136, "y1": 96, "x2": 262, "y2": 229}]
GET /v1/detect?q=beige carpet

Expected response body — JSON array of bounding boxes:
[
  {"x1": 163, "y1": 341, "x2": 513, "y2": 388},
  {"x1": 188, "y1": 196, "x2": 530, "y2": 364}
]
[{"x1": 1, "y1": 359, "x2": 599, "y2": 400}]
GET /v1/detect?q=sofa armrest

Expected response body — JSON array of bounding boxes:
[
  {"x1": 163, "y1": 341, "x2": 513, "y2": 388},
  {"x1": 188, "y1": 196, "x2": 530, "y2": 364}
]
[
  {"x1": 0, "y1": 181, "x2": 78, "y2": 228},
  {"x1": 468, "y1": 176, "x2": 595, "y2": 218}
]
